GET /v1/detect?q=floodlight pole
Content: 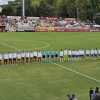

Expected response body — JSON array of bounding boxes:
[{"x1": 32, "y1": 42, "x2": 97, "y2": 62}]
[
  {"x1": 22, "y1": 0, "x2": 25, "y2": 16},
  {"x1": 91, "y1": 0, "x2": 96, "y2": 22},
  {"x1": 76, "y1": 8, "x2": 79, "y2": 20}
]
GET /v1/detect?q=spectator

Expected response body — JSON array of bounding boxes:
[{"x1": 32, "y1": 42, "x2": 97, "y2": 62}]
[
  {"x1": 89, "y1": 88, "x2": 94, "y2": 100},
  {"x1": 67, "y1": 94, "x2": 78, "y2": 100},
  {"x1": 93, "y1": 93, "x2": 100, "y2": 100},
  {"x1": 95, "y1": 87, "x2": 99, "y2": 94},
  {"x1": 72, "y1": 94, "x2": 78, "y2": 100},
  {"x1": 67, "y1": 94, "x2": 72, "y2": 100},
  {"x1": 91, "y1": 90, "x2": 96, "y2": 100}
]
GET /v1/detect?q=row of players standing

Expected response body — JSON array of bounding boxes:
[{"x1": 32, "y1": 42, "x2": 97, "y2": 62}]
[{"x1": 0, "y1": 49, "x2": 100, "y2": 65}]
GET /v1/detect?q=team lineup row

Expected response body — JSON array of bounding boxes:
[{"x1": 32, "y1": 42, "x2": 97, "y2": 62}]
[{"x1": 0, "y1": 49, "x2": 100, "y2": 65}]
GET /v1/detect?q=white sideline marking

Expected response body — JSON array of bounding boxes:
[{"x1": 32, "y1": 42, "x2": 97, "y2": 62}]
[{"x1": 53, "y1": 63, "x2": 100, "y2": 83}]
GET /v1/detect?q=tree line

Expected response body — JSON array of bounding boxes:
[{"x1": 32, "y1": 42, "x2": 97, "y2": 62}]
[{"x1": 1, "y1": 0, "x2": 100, "y2": 21}]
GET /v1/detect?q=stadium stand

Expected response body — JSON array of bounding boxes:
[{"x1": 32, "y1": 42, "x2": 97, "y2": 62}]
[
  {"x1": 0, "y1": 16, "x2": 6, "y2": 32},
  {"x1": 1, "y1": 16, "x2": 100, "y2": 32}
]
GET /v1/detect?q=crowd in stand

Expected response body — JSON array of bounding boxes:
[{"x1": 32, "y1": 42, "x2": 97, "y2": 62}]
[
  {"x1": 0, "y1": 16, "x2": 97, "y2": 32},
  {"x1": 5, "y1": 16, "x2": 37, "y2": 32}
]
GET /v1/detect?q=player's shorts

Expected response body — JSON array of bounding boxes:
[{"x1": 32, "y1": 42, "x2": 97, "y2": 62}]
[
  {"x1": 4, "y1": 59, "x2": 8, "y2": 62},
  {"x1": 47, "y1": 55, "x2": 50, "y2": 58},
  {"x1": 38, "y1": 57, "x2": 42, "y2": 59},
  {"x1": 55, "y1": 54, "x2": 58, "y2": 57},
  {"x1": 60, "y1": 56, "x2": 64, "y2": 58},
  {"x1": 22, "y1": 57, "x2": 25, "y2": 60},
  {"x1": 76, "y1": 55, "x2": 79, "y2": 57},
  {"x1": 42, "y1": 55, "x2": 45, "y2": 58},
  {"x1": 0, "y1": 59, "x2": 2, "y2": 62},
  {"x1": 94, "y1": 54, "x2": 96, "y2": 56},
  {"x1": 86, "y1": 54, "x2": 90, "y2": 56},
  {"x1": 72, "y1": 55, "x2": 75, "y2": 57},
  {"x1": 12, "y1": 58, "x2": 16, "y2": 63},
  {"x1": 80, "y1": 55, "x2": 84, "y2": 57},
  {"x1": 17, "y1": 58, "x2": 21, "y2": 61},
  {"x1": 68, "y1": 55, "x2": 71, "y2": 57},
  {"x1": 91, "y1": 54, "x2": 94, "y2": 56},
  {"x1": 34, "y1": 56, "x2": 37, "y2": 59},
  {"x1": 51, "y1": 55, "x2": 54, "y2": 58},
  {"x1": 30, "y1": 57, "x2": 33, "y2": 58},
  {"x1": 26, "y1": 57, "x2": 29, "y2": 60},
  {"x1": 9, "y1": 58, "x2": 12, "y2": 61},
  {"x1": 13, "y1": 58, "x2": 16, "y2": 61}
]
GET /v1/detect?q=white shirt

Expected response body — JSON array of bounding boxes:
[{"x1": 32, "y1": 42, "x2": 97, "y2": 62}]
[
  {"x1": 13, "y1": 53, "x2": 17, "y2": 58},
  {"x1": 3, "y1": 54, "x2": 9, "y2": 59},
  {"x1": 76, "y1": 51, "x2": 79, "y2": 56},
  {"x1": 34, "y1": 51, "x2": 38, "y2": 57},
  {"x1": 30, "y1": 52, "x2": 34, "y2": 57},
  {"x1": 64, "y1": 49, "x2": 67, "y2": 55},
  {"x1": 81, "y1": 50, "x2": 85, "y2": 55},
  {"x1": 94, "y1": 50, "x2": 98, "y2": 54},
  {"x1": 72, "y1": 51, "x2": 76, "y2": 56},
  {"x1": 37, "y1": 52, "x2": 42, "y2": 57},
  {"x1": 98, "y1": 49, "x2": 100, "y2": 54},
  {"x1": 0, "y1": 54, "x2": 3, "y2": 60},
  {"x1": 60, "y1": 51, "x2": 64, "y2": 56},
  {"x1": 9, "y1": 53, "x2": 13, "y2": 59},
  {"x1": 25, "y1": 52, "x2": 30, "y2": 57},
  {"x1": 91, "y1": 49, "x2": 95, "y2": 55},
  {"x1": 68, "y1": 50, "x2": 72, "y2": 55},
  {"x1": 21, "y1": 52, "x2": 25, "y2": 57},
  {"x1": 17, "y1": 53, "x2": 21, "y2": 59},
  {"x1": 86, "y1": 50, "x2": 90, "y2": 55}
]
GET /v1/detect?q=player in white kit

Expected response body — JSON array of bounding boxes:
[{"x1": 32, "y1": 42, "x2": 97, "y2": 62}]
[
  {"x1": 90, "y1": 49, "x2": 95, "y2": 56},
  {"x1": 17, "y1": 52, "x2": 21, "y2": 64},
  {"x1": 33, "y1": 50, "x2": 38, "y2": 62},
  {"x1": 12, "y1": 52, "x2": 17, "y2": 64},
  {"x1": 67, "y1": 49, "x2": 72, "y2": 61},
  {"x1": 30, "y1": 51, "x2": 34, "y2": 63},
  {"x1": 8, "y1": 52, "x2": 13, "y2": 64},
  {"x1": 64, "y1": 48, "x2": 68, "y2": 62},
  {"x1": 3, "y1": 53, "x2": 9, "y2": 64},
  {"x1": 98, "y1": 49, "x2": 100, "y2": 57},
  {"x1": 59, "y1": 49, "x2": 64, "y2": 62},
  {"x1": 37, "y1": 50, "x2": 42, "y2": 62},
  {"x1": 25, "y1": 51, "x2": 30, "y2": 63},
  {"x1": 94, "y1": 49, "x2": 98, "y2": 57},
  {"x1": 85, "y1": 49, "x2": 91, "y2": 57},
  {"x1": 21, "y1": 51, "x2": 26, "y2": 64}
]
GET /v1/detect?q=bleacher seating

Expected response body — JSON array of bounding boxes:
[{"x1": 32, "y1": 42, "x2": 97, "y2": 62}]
[{"x1": 1, "y1": 16, "x2": 99, "y2": 32}]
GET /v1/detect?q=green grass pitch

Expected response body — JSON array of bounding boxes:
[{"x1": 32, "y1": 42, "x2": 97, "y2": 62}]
[{"x1": 0, "y1": 32, "x2": 100, "y2": 100}]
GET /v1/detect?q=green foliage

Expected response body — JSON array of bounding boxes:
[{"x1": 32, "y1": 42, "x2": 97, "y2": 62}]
[{"x1": 1, "y1": 0, "x2": 100, "y2": 21}]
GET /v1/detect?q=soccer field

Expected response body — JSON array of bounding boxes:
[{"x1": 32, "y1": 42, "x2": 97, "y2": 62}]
[{"x1": 0, "y1": 32, "x2": 100, "y2": 100}]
